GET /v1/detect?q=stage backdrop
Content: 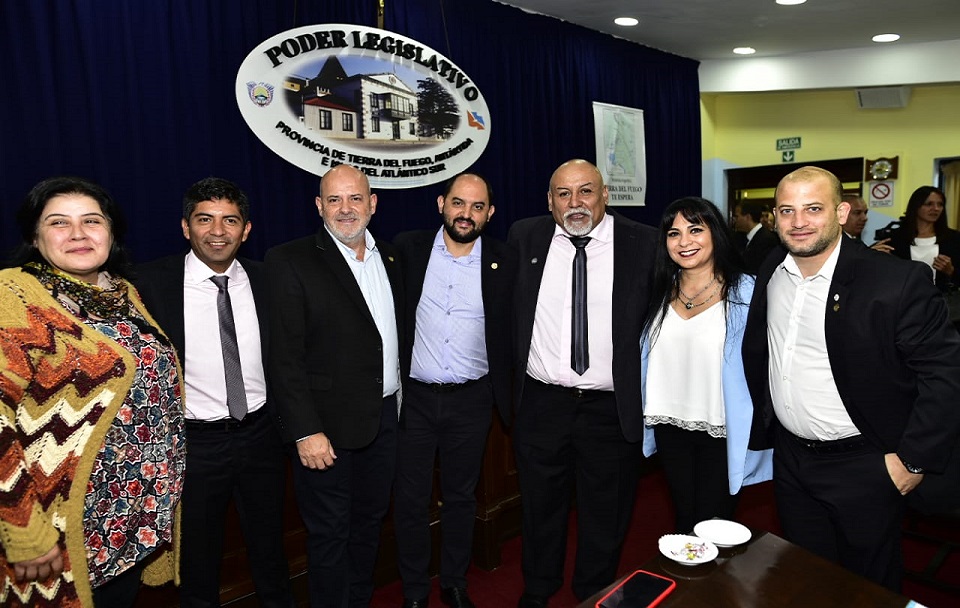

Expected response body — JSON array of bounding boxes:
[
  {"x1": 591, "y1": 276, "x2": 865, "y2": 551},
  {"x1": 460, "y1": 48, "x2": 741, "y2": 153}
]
[{"x1": 0, "y1": 0, "x2": 700, "y2": 263}]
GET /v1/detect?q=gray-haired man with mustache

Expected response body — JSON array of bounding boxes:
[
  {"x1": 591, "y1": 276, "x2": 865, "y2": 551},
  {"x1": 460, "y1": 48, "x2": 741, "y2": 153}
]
[{"x1": 508, "y1": 159, "x2": 657, "y2": 607}]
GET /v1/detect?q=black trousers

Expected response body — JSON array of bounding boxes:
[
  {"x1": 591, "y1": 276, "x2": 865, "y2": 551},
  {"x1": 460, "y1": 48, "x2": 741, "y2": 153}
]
[
  {"x1": 513, "y1": 377, "x2": 642, "y2": 601},
  {"x1": 179, "y1": 407, "x2": 293, "y2": 608},
  {"x1": 90, "y1": 556, "x2": 147, "y2": 608},
  {"x1": 394, "y1": 377, "x2": 493, "y2": 599},
  {"x1": 292, "y1": 395, "x2": 398, "y2": 608},
  {"x1": 653, "y1": 424, "x2": 738, "y2": 533},
  {"x1": 774, "y1": 426, "x2": 905, "y2": 591}
]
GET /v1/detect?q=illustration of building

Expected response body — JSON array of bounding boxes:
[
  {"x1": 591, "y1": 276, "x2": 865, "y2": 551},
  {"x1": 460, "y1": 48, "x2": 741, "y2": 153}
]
[{"x1": 286, "y1": 57, "x2": 419, "y2": 142}]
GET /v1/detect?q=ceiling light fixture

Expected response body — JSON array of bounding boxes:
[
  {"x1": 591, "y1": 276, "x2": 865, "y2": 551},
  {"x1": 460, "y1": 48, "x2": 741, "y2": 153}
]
[
  {"x1": 733, "y1": 47, "x2": 756, "y2": 55},
  {"x1": 614, "y1": 17, "x2": 639, "y2": 27},
  {"x1": 872, "y1": 33, "x2": 901, "y2": 43},
  {"x1": 775, "y1": 0, "x2": 807, "y2": 5}
]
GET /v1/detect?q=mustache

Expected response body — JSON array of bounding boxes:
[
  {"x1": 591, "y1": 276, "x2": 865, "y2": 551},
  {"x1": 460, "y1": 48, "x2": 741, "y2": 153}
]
[{"x1": 564, "y1": 207, "x2": 593, "y2": 220}]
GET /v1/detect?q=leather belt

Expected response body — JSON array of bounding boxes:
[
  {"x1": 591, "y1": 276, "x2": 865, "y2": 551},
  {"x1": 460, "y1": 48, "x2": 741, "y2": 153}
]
[
  {"x1": 184, "y1": 406, "x2": 268, "y2": 431},
  {"x1": 785, "y1": 430, "x2": 869, "y2": 455},
  {"x1": 409, "y1": 377, "x2": 484, "y2": 393},
  {"x1": 526, "y1": 375, "x2": 611, "y2": 399}
]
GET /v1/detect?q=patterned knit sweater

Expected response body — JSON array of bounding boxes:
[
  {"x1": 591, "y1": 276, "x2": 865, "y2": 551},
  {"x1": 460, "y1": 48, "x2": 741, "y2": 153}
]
[{"x1": 0, "y1": 268, "x2": 182, "y2": 607}]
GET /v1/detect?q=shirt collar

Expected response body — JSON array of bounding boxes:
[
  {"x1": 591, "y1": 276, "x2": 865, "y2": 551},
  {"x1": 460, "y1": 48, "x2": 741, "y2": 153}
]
[
  {"x1": 551, "y1": 211, "x2": 614, "y2": 244},
  {"x1": 184, "y1": 250, "x2": 241, "y2": 285},
  {"x1": 432, "y1": 227, "x2": 483, "y2": 260},
  {"x1": 778, "y1": 234, "x2": 843, "y2": 282},
  {"x1": 325, "y1": 224, "x2": 377, "y2": 261},
  {"x1": 746, "y1": 223, "x2": 762, "y2": 241}
]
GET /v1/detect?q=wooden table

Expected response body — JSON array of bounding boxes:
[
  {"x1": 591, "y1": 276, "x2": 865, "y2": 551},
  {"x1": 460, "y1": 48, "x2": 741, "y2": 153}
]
[{"x1": 579, "y1": 531, "x2": 912, "y2": 608}]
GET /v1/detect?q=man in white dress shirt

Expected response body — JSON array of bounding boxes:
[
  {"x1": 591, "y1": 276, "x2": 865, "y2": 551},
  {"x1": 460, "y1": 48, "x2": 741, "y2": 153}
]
[{"x1": 136, "y1": 177, "x2": 292, "y2": 607}]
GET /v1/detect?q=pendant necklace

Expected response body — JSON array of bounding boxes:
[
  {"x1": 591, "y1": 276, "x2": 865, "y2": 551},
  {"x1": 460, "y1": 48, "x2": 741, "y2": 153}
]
[{"x1": 678, "y1": 277, "x2": 717, "y2": 310}]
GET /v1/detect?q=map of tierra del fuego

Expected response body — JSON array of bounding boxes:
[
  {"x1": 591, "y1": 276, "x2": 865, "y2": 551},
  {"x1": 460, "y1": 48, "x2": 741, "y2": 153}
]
[{"x1": 602, "y1": 109, "x2": 637, "y2": 179}]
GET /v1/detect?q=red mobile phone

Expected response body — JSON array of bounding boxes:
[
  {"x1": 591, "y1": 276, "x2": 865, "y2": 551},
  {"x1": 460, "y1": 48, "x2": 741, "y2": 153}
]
[{"x1": 595, "y1": 569, "x2": 677, "y2": 608}]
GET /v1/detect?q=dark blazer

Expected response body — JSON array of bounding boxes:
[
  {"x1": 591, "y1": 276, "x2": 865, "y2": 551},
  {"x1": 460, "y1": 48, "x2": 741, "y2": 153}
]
[
  {"x1": 742, "y1": 237, "x2": 960, "y2": 472},
  {"x1": 741, "y1": 225, "x2": 780, "y2": 275},
  {"x1": 134, "y1": 253, "x2": 270, "y2": 365},
  {"x1": 264, "y1": 227, "x2": 403, "y2": 449},
  {"x1": 888, "y1": 226, "x2": 960, "y2": 291},
  {"x1": 508, "y1": 212, "x2": 657, "y2": 443},
  {"x1": 393, "y1": 229, "x2": 517, "y2": 425}
]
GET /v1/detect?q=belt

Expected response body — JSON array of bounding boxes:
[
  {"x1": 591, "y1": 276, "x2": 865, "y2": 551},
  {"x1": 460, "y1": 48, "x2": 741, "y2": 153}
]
[
  {"x1": 185, "y1": 406, "x2": 269, "y2": 431},
  {"x1": 526, "y1": 375, "x2": 611, "y2": 399},
  {"x1": 409, "y1": 377, "x2": 484, "y2": 393},
  {"x1": 784, "y1": 430, "x2": 869, "y2": 455}
]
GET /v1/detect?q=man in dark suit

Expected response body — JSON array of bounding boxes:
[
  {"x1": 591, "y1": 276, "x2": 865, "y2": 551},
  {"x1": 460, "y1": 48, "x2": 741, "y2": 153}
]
[
  {"x1": 509, "y1": 159, "x2": 656, "y2": 606},
  {"x1": 732, "y1": 201, "x2": 780, "y2": 274},
  {"x1": 135, "y1": 177, "x2": 292, "y2": 608},
  {"x1": 265, "y1": 164, "x2": 403, "y2": 608},
  {"x1": 742, "y1": 166, "x2": 960, "y2": 590},
  {"x1": 392, "y1": 173, "x2": 516, "y2": 608}
]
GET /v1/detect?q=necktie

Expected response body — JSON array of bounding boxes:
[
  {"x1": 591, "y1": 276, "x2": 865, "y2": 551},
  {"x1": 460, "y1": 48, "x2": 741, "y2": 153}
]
[
  {"x1": 569, "y1": 236, "x2": 591, "y2": 375},
  {"x1": 211, "y1": 275, "x2": 248, "y2": 420}
]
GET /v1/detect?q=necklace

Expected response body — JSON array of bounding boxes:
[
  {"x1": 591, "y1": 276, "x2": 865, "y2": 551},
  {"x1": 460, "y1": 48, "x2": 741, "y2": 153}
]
[{"x1": 677, "y1": 277, "x2": 717, "y2": 310}]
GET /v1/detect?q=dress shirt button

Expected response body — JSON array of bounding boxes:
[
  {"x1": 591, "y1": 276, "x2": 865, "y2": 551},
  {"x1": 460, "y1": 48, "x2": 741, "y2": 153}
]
[
  {"x1": 782, "y1": 375, "x2": 787, "y2": 380},
  {"x1": 444, "y1": 339, "x2": 449, "y2": 343}
]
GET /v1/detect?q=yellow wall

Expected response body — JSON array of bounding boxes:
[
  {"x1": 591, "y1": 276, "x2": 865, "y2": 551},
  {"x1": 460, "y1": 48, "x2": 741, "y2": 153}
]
[{"x1": 701, "y1": 84, "x2": 960, "y2": 219}]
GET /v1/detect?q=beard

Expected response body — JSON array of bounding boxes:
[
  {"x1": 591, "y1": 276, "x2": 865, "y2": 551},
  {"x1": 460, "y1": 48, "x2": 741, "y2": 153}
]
[
  {"x1": 326, "y1": 213, "x2": 367, "y2": 245},
  {"x1": 562, "y1": 207, "x2": 594, "y2": 237},
  {"x1": 443, "y1": 216, "x2": 484, "y2": 244}
]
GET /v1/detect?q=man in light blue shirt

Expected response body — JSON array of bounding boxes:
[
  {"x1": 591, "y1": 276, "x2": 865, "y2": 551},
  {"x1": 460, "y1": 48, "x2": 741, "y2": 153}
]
[{"x1": 393, "y1": 173, "x2": 517, "y2": 608}]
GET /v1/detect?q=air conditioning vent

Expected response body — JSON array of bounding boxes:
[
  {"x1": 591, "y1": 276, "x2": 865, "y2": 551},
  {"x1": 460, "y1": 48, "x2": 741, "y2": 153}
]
[{"x1": 856, "y1": 86, "x2": 911, "y2": 109}]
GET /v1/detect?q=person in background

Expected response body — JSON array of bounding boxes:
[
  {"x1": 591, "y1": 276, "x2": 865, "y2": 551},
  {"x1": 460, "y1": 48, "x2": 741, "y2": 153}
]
[
  {"x1": 840, "y1": 194, "x2": 868, "y2": 241},
  {"x1": 393, "y1": 173, "x2": 516, "y2": 608},
  {"x1": 732, "y1": 201, "x2": 779, "y2": 274},
  {"x1": 509, "y1": 159, "x2": 656, "y2": 607},
  {"x1": 641, "y1": 197, "x2": 773, "y2": 533},
  {"x1": 135, "y1": 178, "x2": 293, "y2": 608},
  {"x1": 873, "y1": 186, "x2": 960, "y2": 291},
  {"x1": 0, "y1": 176, "x2": 185, "y2": 607},
  {"x1": 266, "y1": 165, "x2": 402, "y2": 608},
  {"x1": 759, "y1": 205, "x2": 777, "y2": 234},
  {"x1": 743, "y1": 166, "x2": 960, "y2": 590}
]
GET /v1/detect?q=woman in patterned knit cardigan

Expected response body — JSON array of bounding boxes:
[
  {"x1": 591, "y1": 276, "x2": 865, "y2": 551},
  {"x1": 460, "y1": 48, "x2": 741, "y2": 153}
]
[{"x1": 0, "y1": 177, "x2": 185, "y2": 608}]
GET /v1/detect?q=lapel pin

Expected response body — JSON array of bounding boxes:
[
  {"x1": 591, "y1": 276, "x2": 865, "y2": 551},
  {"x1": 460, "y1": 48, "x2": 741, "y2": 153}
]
[
  {"x1": 491, "y1": 262, "x2": 498, "y2": 269},
  {"x1": 531, "y1": 257, "x2": 539, "y2": 264},
  {"x1": 833, "y1": 293, "x2": 839, "y2": 301},
  {"x1": 388, "y1": 256, "x2": 395, "y2": 262},
  {"x1": 833, "y1": 304, "x2": 840, "y2": 312}
]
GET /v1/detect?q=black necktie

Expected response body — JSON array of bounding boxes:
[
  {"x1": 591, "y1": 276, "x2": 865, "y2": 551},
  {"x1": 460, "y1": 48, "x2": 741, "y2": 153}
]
[
  {"x1": 569, "y1": 236, "x2": 591, "y2": 375},
  {"x1": 211, "y1": 275, "x2": 248, "y2": 420}
]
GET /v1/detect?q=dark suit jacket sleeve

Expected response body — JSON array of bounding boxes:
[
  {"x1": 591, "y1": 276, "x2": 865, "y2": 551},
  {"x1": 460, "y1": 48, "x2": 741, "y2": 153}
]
[
  {"x1": 889, "y1": 264, "x2": 960, "y2": 471},
  {"x1": 264, "y1": 245, "x2": 325, "y2": 442}
]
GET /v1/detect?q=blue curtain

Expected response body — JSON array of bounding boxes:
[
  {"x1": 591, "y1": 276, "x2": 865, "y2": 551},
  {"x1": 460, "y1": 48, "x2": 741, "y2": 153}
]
[{"x1": 0, "y1": 0, "x2": 699, "y2": 262}]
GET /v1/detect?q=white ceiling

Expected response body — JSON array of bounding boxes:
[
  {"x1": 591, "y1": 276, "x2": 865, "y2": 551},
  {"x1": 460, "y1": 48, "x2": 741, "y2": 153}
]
[{"x1": 499, "y1": 0, "x2": 960, "y2": 61}]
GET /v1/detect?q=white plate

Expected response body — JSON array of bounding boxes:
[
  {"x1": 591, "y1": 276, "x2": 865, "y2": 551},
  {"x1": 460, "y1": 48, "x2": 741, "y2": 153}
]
[
  {"x1": 658, "y1": 534, "x2": 719, "y2": 565},
  {"x1": 693, "y1": 519, "x2": 752, "y2": 547}
]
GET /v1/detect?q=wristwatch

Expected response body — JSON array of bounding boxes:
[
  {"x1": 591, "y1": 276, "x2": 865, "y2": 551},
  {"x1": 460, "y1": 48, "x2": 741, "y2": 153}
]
[{"x1": 898, "y1": 456, "x2": 924, "y2": 474}]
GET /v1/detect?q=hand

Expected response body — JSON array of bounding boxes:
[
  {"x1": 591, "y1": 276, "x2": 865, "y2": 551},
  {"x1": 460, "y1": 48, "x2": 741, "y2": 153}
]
[
  {"x1": 932, "y1": 254, "x2": 954, "y2": 276},
  {"x1": 14, "y1": 544, "x2": 63, "y2": 583},
  {"x1": 296, "y1": 432, "x2": 336, "y2": 470},
  {"x1": 884, "y1": 453, "x2": 924, "y2": 495},
  {"x1": 870, "y1": 238, "x2": 894, "y2": 254}
]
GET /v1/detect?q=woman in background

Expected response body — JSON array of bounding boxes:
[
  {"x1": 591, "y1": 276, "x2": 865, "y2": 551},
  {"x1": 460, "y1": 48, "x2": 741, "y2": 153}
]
[
  {"x1": 641, "y1": 196, "x2": 772, "y2": 533},
  {"x1": 878, "y1": 185, "x2": 960, "y2": 291},
  {"x1": 0, "y1": 177, "x2": 185, "y2": 608}
]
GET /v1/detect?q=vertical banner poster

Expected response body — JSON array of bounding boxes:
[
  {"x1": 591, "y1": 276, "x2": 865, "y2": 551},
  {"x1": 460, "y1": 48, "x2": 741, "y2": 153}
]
[{"x1": 592, "y1": 101, "x2": 647, "y2": 206}]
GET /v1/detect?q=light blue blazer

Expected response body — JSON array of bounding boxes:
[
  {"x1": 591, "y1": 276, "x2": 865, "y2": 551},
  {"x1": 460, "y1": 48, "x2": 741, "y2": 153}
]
[{"x1": 641, "y1": 274, "x2": 773, "y2": 494}]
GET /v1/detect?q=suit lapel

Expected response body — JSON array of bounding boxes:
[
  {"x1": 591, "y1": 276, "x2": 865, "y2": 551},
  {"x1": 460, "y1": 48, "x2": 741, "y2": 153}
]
[
  {"x1": 518, "y1": 219, "x2": 554, "y2": 327},
  {"x1": 315, "y1": 227, "x2": 377, "y2": 325},
  {"x1": 611, "y1": 215, "x2": 635, "y2": 345}
]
